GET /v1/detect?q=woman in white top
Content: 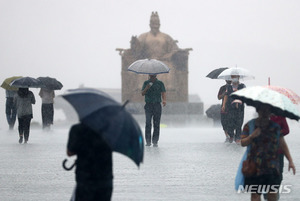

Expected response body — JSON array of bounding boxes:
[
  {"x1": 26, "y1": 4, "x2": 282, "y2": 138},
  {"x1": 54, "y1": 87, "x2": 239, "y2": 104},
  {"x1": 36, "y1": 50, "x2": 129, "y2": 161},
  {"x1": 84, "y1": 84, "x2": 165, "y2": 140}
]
[{"x1": 14, "y1": 88, "x2": 35, "y2": 143}]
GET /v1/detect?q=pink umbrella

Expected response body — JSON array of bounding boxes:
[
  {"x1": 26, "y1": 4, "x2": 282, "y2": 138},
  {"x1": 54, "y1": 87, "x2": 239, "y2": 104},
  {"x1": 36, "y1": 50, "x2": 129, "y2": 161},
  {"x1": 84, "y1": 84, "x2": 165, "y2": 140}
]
[{"x1": 264, "y1": 85, "x2": 300, "y2": 105}]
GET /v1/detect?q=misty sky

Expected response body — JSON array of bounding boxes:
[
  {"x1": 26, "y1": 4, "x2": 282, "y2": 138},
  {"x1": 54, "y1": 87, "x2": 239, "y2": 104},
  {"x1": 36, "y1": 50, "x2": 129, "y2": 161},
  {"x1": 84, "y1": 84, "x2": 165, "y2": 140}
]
[{"x1": 1, "y1": 0, "x2": 300, "y2": 126}]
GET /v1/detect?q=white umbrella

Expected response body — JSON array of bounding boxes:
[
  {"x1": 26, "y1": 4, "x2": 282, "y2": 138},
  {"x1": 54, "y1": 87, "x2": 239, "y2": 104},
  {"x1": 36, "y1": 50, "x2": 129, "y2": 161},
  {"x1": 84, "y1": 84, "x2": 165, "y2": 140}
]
[
  {"x1": 128, "y1": 59, "x2": 170, "y2": 75},
  {"x1": 217, "y1": 67, "x2": 255, "y2": 80},
  {"x1": 231, "y1": 86, "x2": 300, "y2": 121}
]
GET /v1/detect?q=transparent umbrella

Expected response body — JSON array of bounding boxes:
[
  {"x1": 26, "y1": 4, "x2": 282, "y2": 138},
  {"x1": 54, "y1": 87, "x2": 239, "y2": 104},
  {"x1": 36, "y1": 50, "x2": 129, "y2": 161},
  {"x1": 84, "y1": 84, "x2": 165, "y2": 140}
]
[
  {"x1": 128, "y1": 59, "x2": 170, "y2": 75},
  {"x1": 217, "y1": 67, "x2": 255, "y2": 80}
]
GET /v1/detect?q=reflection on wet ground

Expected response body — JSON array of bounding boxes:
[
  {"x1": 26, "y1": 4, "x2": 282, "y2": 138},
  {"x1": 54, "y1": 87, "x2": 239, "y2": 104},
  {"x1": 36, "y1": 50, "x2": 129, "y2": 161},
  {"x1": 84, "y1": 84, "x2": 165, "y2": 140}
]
[{"x1": 0, "y1": 125, "x2": 299, "y2": 201}]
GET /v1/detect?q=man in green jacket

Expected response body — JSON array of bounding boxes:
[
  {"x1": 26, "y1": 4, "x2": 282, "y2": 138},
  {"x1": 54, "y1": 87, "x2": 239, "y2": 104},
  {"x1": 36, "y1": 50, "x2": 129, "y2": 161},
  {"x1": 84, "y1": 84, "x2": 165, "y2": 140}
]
[{"x1": 141, "y1": 74, "x2": 166, "y2": 147}]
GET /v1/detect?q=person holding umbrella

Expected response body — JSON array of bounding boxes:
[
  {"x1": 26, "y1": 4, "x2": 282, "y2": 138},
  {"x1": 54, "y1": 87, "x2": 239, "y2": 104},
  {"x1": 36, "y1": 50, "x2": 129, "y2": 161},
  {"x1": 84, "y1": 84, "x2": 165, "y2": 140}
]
[
  {"x1": 14, "y1": 88, "x2": 36, "y2": 144},
  {"x1": 217, "y1": 80, "x2": 232, "y2": 142},
  {"x1": 222, "y1": 75, "x2": 246, "y2": 143},
  {"x1": 231, "y1": 86, "x2": 298, "y2": 201},
  {"x1": 39, "y1": 88, "x2": 55, "y2": 130},
  {"x1": 218, "y1": 67, "x2": 254, "y2": 143},
  {"x1": 67, "y1": 123, "x2": 113, "y2": 201},
  {"x1": 142, "y1": 74, "x2": 166, "y2": 147},
  {"x1": 36, "y1": 77, "x2": 63, "y2": 130},
  {"x1": 5, "y1": 89, "x2": 17, "y2": 130},
  {"x1": 240, "y1": 103, "x2": 296, "y2": 201},
  {"x1": 62, "y1": 88, "x2": 143, "y2": 201},
  {"x1": 128, "y1": 58, "x2": 169, "y2": 147},
  {"x1": 1, "y1": 76, "x2": 22, "y2": 130}
]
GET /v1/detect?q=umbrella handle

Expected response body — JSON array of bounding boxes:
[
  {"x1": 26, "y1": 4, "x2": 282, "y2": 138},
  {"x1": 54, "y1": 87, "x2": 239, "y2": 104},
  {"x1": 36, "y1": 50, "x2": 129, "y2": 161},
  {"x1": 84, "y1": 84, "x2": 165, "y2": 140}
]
[
  {"x1": 62, "y1": 159, "x2": 76, "y2": 171},
  {"x1": 121, "y1": 100, "x2": 130, "y2": 110}
]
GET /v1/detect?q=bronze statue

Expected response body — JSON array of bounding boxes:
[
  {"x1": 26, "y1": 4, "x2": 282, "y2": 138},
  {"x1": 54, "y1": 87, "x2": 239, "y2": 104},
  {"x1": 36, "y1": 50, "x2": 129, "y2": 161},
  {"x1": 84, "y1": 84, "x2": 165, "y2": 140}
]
[
  {"x1": 137, "y1": 12, "x2": 179, "y2": 62},
  {"x1": 117, "y1": 12, "x2": 192, "y2": 102}
]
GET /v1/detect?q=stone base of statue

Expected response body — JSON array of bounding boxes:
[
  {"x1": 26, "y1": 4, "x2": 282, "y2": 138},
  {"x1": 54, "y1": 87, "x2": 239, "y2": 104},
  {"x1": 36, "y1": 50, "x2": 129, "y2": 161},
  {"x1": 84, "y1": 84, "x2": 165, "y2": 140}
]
[
  {"x1": 125, "y1": 94, "x2": 205, "y2": 126},
  {"x1": 54, "y1": 88, "x2": 208, "y2": 127}
]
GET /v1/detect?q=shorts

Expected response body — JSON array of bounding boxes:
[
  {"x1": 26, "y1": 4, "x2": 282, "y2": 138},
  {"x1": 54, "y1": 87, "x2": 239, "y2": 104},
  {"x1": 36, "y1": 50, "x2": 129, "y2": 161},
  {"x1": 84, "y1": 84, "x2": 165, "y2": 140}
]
[{"x1": 244, "y1": 171, "x2": 281, "y2": 195}]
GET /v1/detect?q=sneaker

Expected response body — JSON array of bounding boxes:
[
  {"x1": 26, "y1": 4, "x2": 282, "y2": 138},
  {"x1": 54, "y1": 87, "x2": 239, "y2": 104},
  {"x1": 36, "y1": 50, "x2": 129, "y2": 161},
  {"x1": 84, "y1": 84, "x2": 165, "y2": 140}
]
[
  {"x1": 235, "y1": 139, "x2": 241, "y2": 145},
  {"x1": 153, "y1": 143, "x2": 158, "y2": 147},
  {"x1": 19, "y1": 136, "x2": 23, "y2": 144},
  {"x1": 145, "y1": 143, "x2": 151, "y2": 146},
  {"x1": 224, "y1": 137, "x2": 230, "y2": 143},
  {"x1": 229, "y1": 137, "x2": 234, "y2": 143}
]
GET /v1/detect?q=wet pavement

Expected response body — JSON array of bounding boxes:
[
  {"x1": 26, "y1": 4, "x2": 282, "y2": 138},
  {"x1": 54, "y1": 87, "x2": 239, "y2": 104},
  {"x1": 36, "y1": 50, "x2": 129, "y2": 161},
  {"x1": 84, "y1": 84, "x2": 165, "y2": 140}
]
[{"x1": 0, "y1": 123, "x2": 299, "y2": 201}]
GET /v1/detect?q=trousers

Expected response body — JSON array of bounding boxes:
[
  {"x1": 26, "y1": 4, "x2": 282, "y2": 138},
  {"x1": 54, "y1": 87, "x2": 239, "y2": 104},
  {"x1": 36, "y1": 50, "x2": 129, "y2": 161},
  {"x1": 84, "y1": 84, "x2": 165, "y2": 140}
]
[
  {"x1": 18, "y1": 115, "x2": 32, "y2": 141},
  {"x1": 144, "y1": 103, "x2": 162, "y2": 145}
]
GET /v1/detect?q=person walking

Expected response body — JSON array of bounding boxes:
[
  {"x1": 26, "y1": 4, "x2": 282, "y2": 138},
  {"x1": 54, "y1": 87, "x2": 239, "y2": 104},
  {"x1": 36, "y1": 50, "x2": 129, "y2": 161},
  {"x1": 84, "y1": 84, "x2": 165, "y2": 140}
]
[
  {"x1": 222, "y1": 75, "x2": 246, "y2": 143},
  {"x1": 67, "y1": 123, "x2": 113, "y2": 201},
  {"x1": 141, "y1": 74, "x2": 166, "y2": 147},
  {"x1": 264, "y1": 115, "x2": 290, "y2": 200},
  {"x1": 39, "y1": 88, "x2": 55, "y2": 130},
  {"x1": 14, "y1": 88, "x2": 36, "y2": 144},
  {"x1": 218, "y1": 80, "x2": 231, "y2": 142},
  {"x1": 241, "y1": 104, "x2": 296, "y2": 201},
  {"x1": 5, "y1": 89, "x2": 17, "y2": 130}
]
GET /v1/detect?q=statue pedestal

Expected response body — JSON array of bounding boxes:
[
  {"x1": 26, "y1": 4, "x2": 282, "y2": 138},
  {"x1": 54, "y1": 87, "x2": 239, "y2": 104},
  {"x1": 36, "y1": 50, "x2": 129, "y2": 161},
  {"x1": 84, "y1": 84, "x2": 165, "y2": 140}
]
[
  {"x1": 55, "y1": 88, "x2": 208, "y2": 127},
  {"x1": 125, "y1": 97, "x2": 204, "y2": 127}
]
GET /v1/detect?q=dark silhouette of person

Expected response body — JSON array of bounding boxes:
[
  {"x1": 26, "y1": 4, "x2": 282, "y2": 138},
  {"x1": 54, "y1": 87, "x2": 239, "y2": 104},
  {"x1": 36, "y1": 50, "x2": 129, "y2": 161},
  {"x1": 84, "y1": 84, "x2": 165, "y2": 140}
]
[
  {"x1": 67, "y1": 123, "x2": 113, "y2": 201},
  {"x1": 5, "y1": 89, "x2": 17, "y2": 130},
  {"x1": 39, "y1": 88, "x2": 55, "y2": 130}
]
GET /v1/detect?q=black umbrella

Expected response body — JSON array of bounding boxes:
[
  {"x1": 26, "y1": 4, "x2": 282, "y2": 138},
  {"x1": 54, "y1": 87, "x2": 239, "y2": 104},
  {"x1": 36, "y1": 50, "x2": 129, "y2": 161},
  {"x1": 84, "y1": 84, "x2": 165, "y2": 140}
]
[
  {"x1": 61, "y1": 88, "x2": 144, "y2": 167},
  {"x1": 205, "y1": 104, "x2": 221, "y2": 119},
  {"x1": 37, "y1": 77, "x2": 63, "y2": 90},
  {"x1": 206, "y1": 67, "x2": 229, "y2": 79},
  {"x1": 10, "y1": 76, "x2": 44, "y2": 88}
]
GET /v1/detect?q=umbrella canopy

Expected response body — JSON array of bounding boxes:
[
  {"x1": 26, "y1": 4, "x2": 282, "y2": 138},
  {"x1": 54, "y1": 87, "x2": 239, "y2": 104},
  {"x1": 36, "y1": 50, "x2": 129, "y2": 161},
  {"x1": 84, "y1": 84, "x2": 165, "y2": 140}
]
[
  {"x1": 217, "y1": 67, "x2": 255, "y2": 80},
  {"x1": 205, "y1": 104, "x2": 221, "y2": 119},
  {"x1": 10, "y1": 76, "x2": 44, "y2": 88},
  {"x1": 61, "y1": 88, "x2": 144, "y2": 166},
  {"x1": 128, "y1": 59, "x2": 170, "y2": 75},
  {"x1": 264, "y1": 85, "x2": 300, "y2": 105},
  {"x1": 231, "y1": 86, "x2": 300, "y2": 121},
  {"x1": 1, "y1": 76, "x2": 23, "y2": 91},
  {"x1": 206, "y1": 67, "x2": 228, "y2": 79},
  {"x1": 37, "y1": 76, "x2": 63, "y2": 90}
]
